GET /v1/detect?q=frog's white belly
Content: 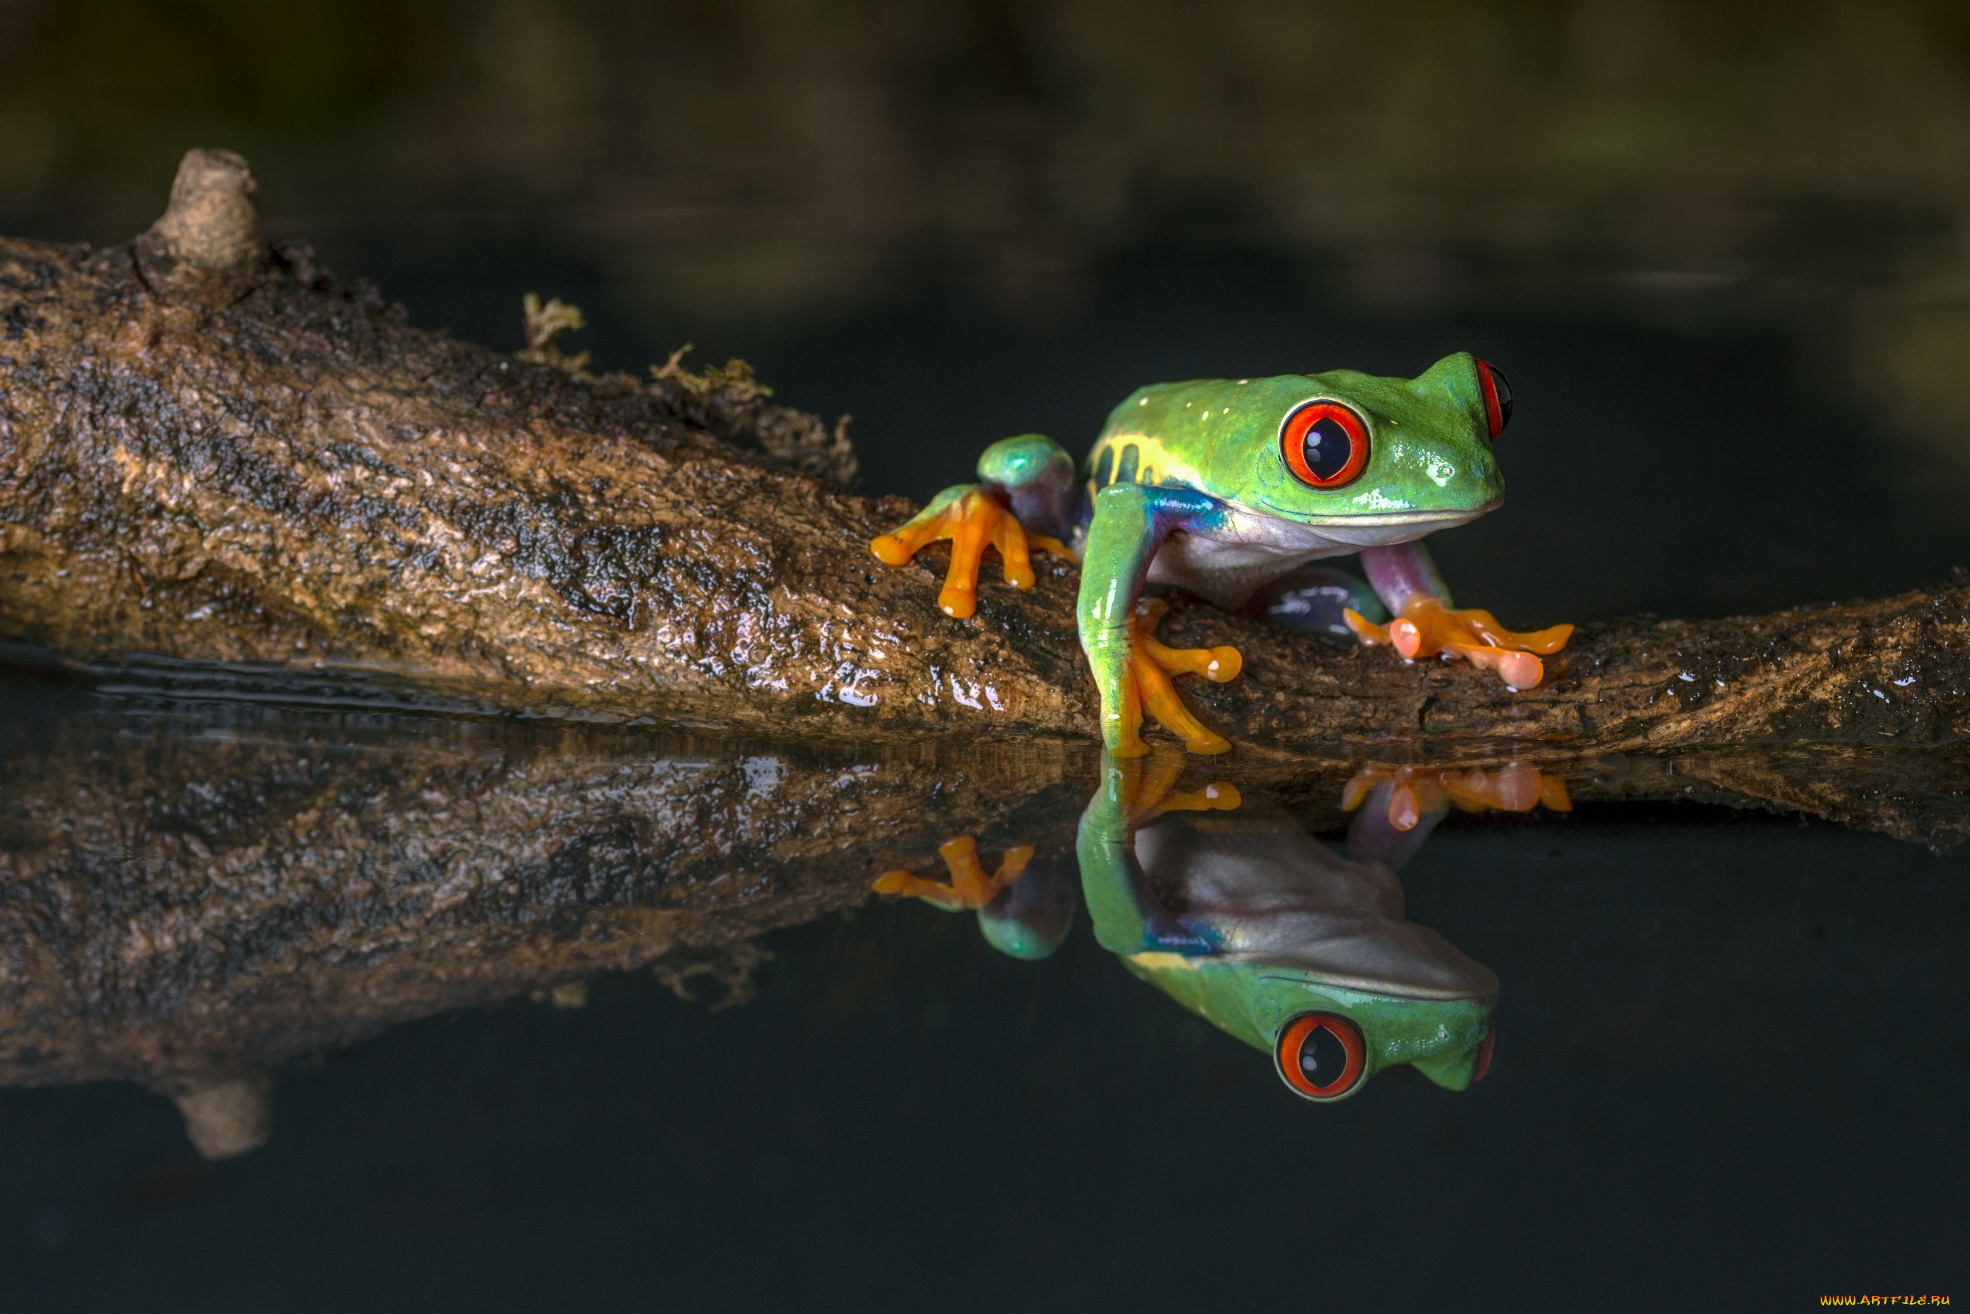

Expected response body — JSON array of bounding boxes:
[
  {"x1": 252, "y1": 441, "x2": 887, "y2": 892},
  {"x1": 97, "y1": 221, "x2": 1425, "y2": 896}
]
[
  {"x1": 1144, "y1": 504, "x2": 1483, "y2": 608},
  {"x1": 1134, "y1": 818, "x2": 1497, "y2": 1002}
]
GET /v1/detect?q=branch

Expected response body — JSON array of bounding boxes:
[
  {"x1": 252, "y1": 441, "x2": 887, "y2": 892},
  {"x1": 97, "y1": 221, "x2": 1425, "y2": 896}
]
[{"x1": 2, "y1": 151, "x2": 1966, "y2": 763}]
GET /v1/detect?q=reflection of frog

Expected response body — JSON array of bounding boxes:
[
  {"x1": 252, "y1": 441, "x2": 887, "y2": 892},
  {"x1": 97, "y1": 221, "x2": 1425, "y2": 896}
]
[
  {"x1": 1343, "y1": 761, "x2": 1573, "y2": 832},
  {"x1": 1078, "y1": 754, "x2": 1496, "y2": 1100},
  {"x1": 875, "y1": 755, "x2": 1525, "y2": 1101},
  {"x1": 873, "y1": 836, "x2": 1074, "y2": 961},
  {"x1": 872, "y1": 356, "x2": 1571, "y2": 755}
]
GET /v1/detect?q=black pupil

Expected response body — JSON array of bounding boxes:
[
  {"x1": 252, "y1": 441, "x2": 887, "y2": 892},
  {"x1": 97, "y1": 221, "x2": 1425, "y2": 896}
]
[
  {"x1": 1301, "y1": 416, "x2": 1355, "y2": 481},
  {"x1": 1298, "y1": 1023, "x2": 1348, "y2": 1087},
  {"x1": 1486, "y1": 364, "x2": 1514, "y2": 431}
]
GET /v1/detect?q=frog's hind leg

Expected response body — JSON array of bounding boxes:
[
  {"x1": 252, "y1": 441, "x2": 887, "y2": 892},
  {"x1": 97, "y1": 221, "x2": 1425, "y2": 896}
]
[
  {"x1": 1348, "y1": 539, "x2": 1574, "y2": 690},
  {"x1": 1247, "y1": 563, "x2": 1389, "y2": 648},
  {"x1": 977, "y1": 434, "x2": 1079, "y2": 542},
  {"x1": 868, "y1": 434, "x2": 1078, "y2": 619}
]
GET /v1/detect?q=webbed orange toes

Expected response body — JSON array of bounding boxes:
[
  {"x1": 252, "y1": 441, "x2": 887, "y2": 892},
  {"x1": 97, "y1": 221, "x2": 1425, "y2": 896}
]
[
  {"x1": 1111, "y1": 750, "x2": 1242, "y2": 825},
  {"x1": 873, "y1": 834, "x2": 1034, "y2": 910},
  {"x1": 1113, "y1": 599, "x2": 1243, "y2": 757},
  {"x1": 1346, "y1": 598, "x2": 1574, "y2": 690},
  {"x1": 1342, "y1": 762, "x2": 1573, "y2": 831},
  {"x1": 869, "y1": 530, "x2": 919, "y2": 566},
  {"x1": 868, "y1": 487, "x2": 1073, "y2": 619}
]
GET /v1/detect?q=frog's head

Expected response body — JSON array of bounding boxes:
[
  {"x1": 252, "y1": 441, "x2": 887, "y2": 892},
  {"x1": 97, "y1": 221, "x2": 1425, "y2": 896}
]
[
  {"x1": 1223, "y1": 351, "x2": 1510, "y2": 530},
  {"x1": 1127, "y1": 956, "x2": 1498, "y2": 1100}
]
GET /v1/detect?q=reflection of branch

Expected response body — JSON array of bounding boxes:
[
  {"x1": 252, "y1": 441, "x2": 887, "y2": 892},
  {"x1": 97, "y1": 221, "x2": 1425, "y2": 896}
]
[
  {"x1": 0, "y1": 693, "x2": 1078, "y2": 1145},
  {"x1": 2, "y1": 154, "x2": 1966, "y2": 763},
  {"x1": 0, "y1": 685, "x2": 1959, "y2": 1155},
  {"x1": 652, "y1": 942, "x2": 777, "y2": 1012}
]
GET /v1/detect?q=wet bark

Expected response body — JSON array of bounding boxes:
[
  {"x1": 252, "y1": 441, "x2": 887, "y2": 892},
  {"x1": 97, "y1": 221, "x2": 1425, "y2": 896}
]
[{"x1": 1, "y1": 152, "x2": 1965, "y2": 758}]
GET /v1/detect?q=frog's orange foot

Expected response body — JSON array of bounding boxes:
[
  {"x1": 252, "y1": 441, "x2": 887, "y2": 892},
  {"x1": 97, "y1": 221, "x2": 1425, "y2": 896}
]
[
  {"x1": 870, "y1": 487, "x2": 1075, "y2": 619},
  {"x1": 1112, "y1": 598, "x2": 1243, "y2": 757},
  {"x1": 1342, "y1": 762, "x2": 1573, "y2": 831},
  {"x1": 1113, "y1": 747, "x2": 1243, "y2": 824},
  {"x1": 1344, "y1": 597, "x2": 1573, "y2": 690},
  {"x1": 872, "y1": 835, "x2": 1034, "y2": 910}
]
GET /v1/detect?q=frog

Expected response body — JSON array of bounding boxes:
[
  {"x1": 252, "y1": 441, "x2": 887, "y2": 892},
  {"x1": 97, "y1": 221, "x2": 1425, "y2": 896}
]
[
  {"x1": 1075, "y1": 752, "x2": 1497, "y2": 1100},
  {"x1": 871, "y1": 352, "x2": 1573, "y2": 755}
]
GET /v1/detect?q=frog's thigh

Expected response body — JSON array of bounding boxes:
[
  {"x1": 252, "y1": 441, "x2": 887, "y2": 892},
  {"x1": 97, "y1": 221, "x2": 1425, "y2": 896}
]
[
  {"x1": 977, "y1": 434, "x2": 1079, "y2": 540},
  {"x1": 1360, "y1": 539, "x2": 1453, "y2": 612},
  {"x1": 1354, "y1": 538, "x2": 1574, "y2": 690}
]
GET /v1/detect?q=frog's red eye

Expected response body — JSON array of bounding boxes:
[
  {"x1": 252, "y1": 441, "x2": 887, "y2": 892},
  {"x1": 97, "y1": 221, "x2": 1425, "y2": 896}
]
[
  {"x1": 1476, "y1": 360, "x2": 1512, "y2": 439},
  {"x1": 1280, "y1": 401, "x2": 1370, "y2": 488},
  {"x1": 1472, "y1": 1021, "x2": 1497, "y2": 1083},
  {"x1": 1274, "y1": 1012, "x2": 1367, "y2": 1100}
]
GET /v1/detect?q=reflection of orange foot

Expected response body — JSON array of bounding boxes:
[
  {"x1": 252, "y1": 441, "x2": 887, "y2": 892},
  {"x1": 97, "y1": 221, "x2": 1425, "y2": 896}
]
[
  {"x1": 871, "y1": 487, "x2": 1075, "y2": 619},
  {"x1": 873, "y1": 835, "x2": 1034, "y2": 910},
  {"x1": 1114, "y1": 747, "x2": 1242, "y2": 825},
  {"x1": 1342, "y1": 762, "x2": 1573, "y2": 831},
  {"x1": 1113, "y1": 599, "x2": 1244, "y2": 757},
  {"x1": 1344, "y1": 598, "x2": 1573, "y2": 690}
]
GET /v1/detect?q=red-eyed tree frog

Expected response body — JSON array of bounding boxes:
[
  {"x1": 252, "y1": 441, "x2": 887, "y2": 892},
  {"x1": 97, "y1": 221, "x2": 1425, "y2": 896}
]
[{"x1": 871, "y1": 354, "x2": 1572, "y2": 755}]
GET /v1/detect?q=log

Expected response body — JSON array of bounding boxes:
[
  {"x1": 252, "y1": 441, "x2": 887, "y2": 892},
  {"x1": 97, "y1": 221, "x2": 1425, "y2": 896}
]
[{"x1": 2, "y1": 150, "x2": 1966, "y2": 760}]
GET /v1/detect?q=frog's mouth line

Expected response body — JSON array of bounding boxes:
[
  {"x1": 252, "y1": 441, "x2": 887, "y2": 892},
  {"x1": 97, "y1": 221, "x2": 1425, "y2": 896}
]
[{"x1": 1253, "y1": 499, "x2": 1501, "y2": 527}]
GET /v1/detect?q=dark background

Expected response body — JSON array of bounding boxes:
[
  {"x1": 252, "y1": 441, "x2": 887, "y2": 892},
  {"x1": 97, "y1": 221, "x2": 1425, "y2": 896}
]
[{"x1": 2, "y1": 2, "x2": 1968, "y2": 1308}]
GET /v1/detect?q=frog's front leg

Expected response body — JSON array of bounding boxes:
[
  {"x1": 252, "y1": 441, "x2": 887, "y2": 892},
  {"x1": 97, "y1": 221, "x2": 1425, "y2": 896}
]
[
  {"x1": 1345, "y1": 539, "x2": 1574, "y2": 690},
  {"x1": 1079, "y1": 484, "x2": 1243, "y2": 756},
  {"x1": 1077, "y1": 751, "x2": 1237, "y2": 956},
  {"x1": 869, "y1": 434, "x2": 1078, "y2": 619}
]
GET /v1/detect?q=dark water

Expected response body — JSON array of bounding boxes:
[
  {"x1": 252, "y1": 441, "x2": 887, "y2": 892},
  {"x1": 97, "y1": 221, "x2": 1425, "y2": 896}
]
[
  {"x1": 6, "y1": 2, "x2": 1970, "y2": 1307},
  {"x1": 2, "y1": 672, "x2": 1966, "y2": 1311},
  {"x1": 7, "y1": 825, "x2": 1969, "y2": 1310}
]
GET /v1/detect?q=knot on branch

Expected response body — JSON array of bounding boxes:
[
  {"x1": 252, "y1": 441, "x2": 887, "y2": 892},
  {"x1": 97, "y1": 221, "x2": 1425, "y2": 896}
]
[
  {"x1": 163, "y1": 1071, "x2": 273, "y2": 1159},
  {"x1": 141, "y1": 147, "x2": 264, "y2": 275}
]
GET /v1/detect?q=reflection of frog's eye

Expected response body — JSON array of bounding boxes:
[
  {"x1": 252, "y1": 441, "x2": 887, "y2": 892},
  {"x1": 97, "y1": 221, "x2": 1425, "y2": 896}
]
[
  {"x1": 1274, "y1": 1012, "x2": 1367, "y2": 1100},
  {"x1": 1279, "y1": 401, "x2": 1370, "y2": 489},
  {"x1": 1476, "y1": 360, "x2": 1513, "y2": 439}
]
